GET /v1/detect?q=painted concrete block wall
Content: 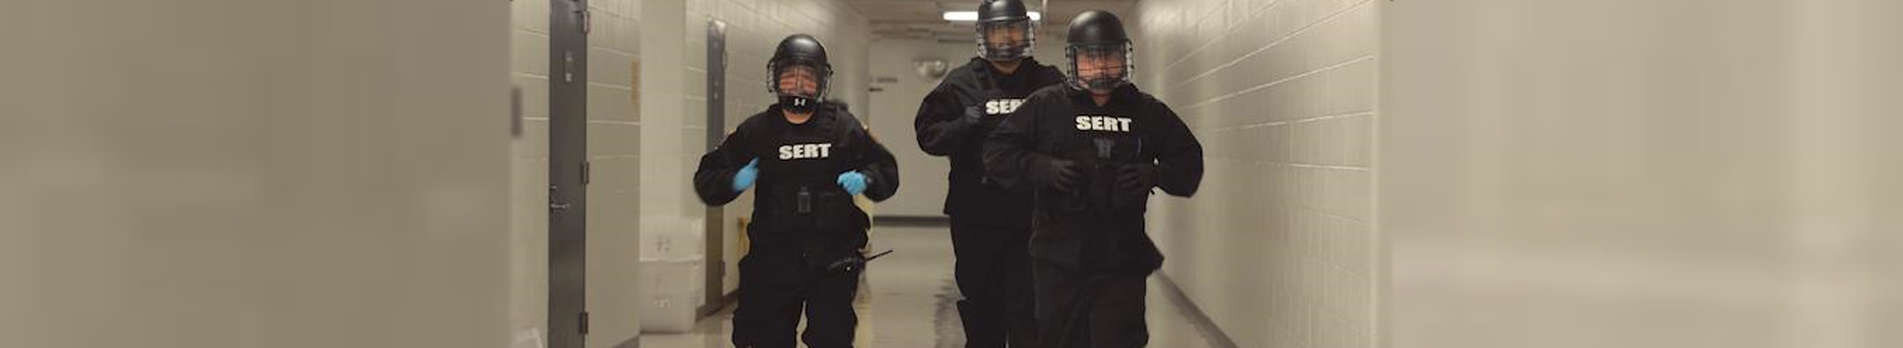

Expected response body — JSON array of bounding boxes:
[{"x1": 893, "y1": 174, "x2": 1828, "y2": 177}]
[
  {"x1": 637, "y1": 0, "x2": 874, "y2": 332},
  {"x1": 1132, "y1": 0, "x2": 1381, "y2": 347},
  {"x1": 507, "y1": 0, "x2": 553, "y2": 345},
  {"x1": 865, "y1": 39, "x2": 967, "y2": 218},
  {"x1": 583, "y1": 0, "x2": 645, "y2": 347},
  {"x1": 0, "y1": 1, "x2": 513, "y2": 347},
  {"x1": 1380, "y1": 1, "x2": 1903, "y2": 347}
]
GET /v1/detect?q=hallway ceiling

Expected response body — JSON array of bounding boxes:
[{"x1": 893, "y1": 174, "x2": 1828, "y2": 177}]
[{"x1": 845, "y1": 0, "x2": 1138, "y2": 42}]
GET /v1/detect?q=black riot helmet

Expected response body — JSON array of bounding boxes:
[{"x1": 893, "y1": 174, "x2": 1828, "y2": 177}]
[
  {"x1": 768, "y1": 34, "x2": 833, "y2": 113},
  {"x1": 1064, "y1": 10, "x2": 1134, "y2": 93},
  {"x1": 976, "y1": 0, "x2": 1035, "y2": 61}
]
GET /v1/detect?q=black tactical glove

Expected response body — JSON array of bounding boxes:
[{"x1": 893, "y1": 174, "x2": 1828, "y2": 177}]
[
  {"x1": 961, "y1": 105, "x2": 986, "y2": 126},
  {"x1": 1117, "y1": 162, "x2": 1160, "y2": 192},
  {"x1": 1032, "y1": 157, "x2": 1084, "y2": 193}
]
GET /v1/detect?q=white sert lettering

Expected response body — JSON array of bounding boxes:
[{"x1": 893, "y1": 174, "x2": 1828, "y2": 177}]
[
  {"x1": 777, "y1": 143, "x2": 834, "y2": 160},
  {"x1": 985, "y1": 99, "x2": 1025, "y2": 115},
  {"x1": 1073, "y1": 115, "x2": 1133, "y2": 132}
]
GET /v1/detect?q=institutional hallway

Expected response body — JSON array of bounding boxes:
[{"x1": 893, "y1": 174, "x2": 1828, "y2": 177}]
[
  {"x1": 9, "y1": 1, "x2": 1902, "y2": 348},
  {"x1": 640, "y1": 225, "x2": 1228, "y2": 347}
]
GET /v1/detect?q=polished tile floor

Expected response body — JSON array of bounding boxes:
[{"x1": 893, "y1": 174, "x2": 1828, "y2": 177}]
[{"x1": 639, "y1": 225, "x2": 1224, "y2": 348}]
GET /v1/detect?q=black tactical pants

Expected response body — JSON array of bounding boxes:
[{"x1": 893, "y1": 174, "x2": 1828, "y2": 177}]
[
  {"x1": 731, "y1": 247, "x2": 862, "y2": 348},
  {"x1": 1033, "y1": 259, "x2": 1149, "y2": 348},
  {"x1": 950, "y1": 219, "x2": 1039, "y2": 347}
]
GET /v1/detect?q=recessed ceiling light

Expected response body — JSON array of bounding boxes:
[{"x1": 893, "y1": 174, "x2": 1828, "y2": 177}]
[{"x1": 942, "y1": 11, "x2": 1041, "y2": 22}]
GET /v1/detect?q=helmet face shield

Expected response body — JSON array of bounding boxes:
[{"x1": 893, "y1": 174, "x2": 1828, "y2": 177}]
[
  {"x1": 768, "y1": 58, "x2": 831, "y2": 112},
  {"x1": 772, "y1": 63, "x2": 825, "y2": 98},
  {"x1": 978, "y1": 19, "x2": 1035, "y2": 61},
  {"x1": 1066, "y1": 42, "x2": 1134, "y2": 93}
]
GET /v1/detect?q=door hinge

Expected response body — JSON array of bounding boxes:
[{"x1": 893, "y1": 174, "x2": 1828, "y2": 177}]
[
  {"x1": 569, "y1": 0, "x2": 591, "y2": 35},
  {"x1": 581, "y1": 161, "x2": 591, "y2": 185},
  {"x1": 581, "y1": 9, "x2": 593, "y2": 35},
  {"x1": 579, "y1": 311, "x2": 590, "y2": 335}
]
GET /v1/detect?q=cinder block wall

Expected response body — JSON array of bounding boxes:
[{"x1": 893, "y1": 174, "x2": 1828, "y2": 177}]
[
  {"x1": 506, "y1": 1, "x2": 552, "y2": 345},
  {"x1": 583, "y1": 1, "x2": 645, "y2": 347},
  {"x1": 1131, "y1": 0, "x2": 1381, "y2": 346},
  {"x1": 509, "y1": 0, "x2": 646, "y2": 346},
  {"x1": 864, "y1": 39, "x2": 966, "y2": 218}
]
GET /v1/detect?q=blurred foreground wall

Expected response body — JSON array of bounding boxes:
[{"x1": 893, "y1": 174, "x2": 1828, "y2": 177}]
[{"x1": 1381, "y1": 0, "x2": 1903, "y2": 347}]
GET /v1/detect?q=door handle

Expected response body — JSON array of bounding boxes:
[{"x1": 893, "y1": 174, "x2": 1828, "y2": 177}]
[{"x1": 549, "y1": 185, "x2": 571, "y2": 213}]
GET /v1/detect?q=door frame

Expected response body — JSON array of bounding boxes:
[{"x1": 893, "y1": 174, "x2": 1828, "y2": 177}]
[
  {"x1": 699, "y1": 18, "x2": 732, "y2": 316},
  {"x1": 547, "y1": 0, "x2": 590, "y2": 346}
]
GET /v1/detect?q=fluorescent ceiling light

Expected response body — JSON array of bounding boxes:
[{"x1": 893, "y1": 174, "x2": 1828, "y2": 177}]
[{"x1": 943, "y1": 11, "x2": 1041, "y2": 22}]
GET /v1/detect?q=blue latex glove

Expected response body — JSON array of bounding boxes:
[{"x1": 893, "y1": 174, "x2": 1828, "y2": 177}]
[
  {"x1": 732, "y1": 158, "x2": 759, "y2": 192},
  {"x1": 836, "y1": 170, "x2": 869, "y2": 196}
]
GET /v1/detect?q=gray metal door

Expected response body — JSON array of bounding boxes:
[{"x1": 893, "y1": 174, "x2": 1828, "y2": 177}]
[
  {"x1": 548, "y1": 0, "x2": 590, "y2": 347},
  {"x1": 701, "y1": 19, "x2": 729, "y2": 315}
]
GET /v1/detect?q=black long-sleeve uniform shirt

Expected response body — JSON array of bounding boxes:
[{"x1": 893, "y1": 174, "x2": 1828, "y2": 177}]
[
  {"x1": 982, "y1": 84, "x2": 1204, "y2": 273},
  {"x1": 914, "y1": 57, "x2": 1065, "y2": 225},
  {"x1": 695, "y1": 103, "x2": 899, "y2": 255}
]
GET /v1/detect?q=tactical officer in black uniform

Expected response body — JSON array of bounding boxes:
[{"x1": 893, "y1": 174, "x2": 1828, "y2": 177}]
[
  {"x1": 983, "y1": 11, "x2": 1204, "y2": 348},
  {"x1": 913, "y1": 0, "x2": 1065, "y2": 346},
  {"x1": 695, "y1": 34, "x2": 900, "y2": 348}
]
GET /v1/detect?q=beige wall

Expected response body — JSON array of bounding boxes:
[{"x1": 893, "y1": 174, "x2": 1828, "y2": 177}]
[
  {"x1": 638, "y1": 0, "x2": 874, "y2": 332},
  {"x1": 584, "y1": 0, "x2": 646, "y2": 346},
  {"x1": 507, "y1": 0, "x2": 552, "y2": 345},
  {"x1": 1132, "y1": 0, "x2": 1381, "y2": 346},
  {"x1": 1381, "y1": 0, "x2": 1902, "y2": 347},
  {"x1": 865, "y1": 39, "x2": 967, "y2": 218},
  {"x1": 0, "y1": 1, "x2": 513, "y2": 347}
]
